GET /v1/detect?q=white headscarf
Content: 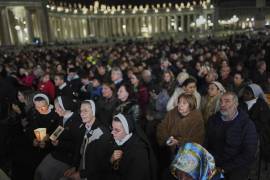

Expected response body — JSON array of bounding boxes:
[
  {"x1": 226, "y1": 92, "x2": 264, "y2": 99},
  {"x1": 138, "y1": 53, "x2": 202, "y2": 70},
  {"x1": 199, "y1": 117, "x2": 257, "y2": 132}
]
[
  {"x1": 83, "y1": 100, "x2": 96, "y2": 116},
  {"x1": 211, "y1": 81, "x2": 226, "y2": 94},
  {"x1": 114, "y1": 113, "x2": 133, "y2": 146},
  {"x1": 33, "y1": 93, "x2": 53, "y2": 112}
]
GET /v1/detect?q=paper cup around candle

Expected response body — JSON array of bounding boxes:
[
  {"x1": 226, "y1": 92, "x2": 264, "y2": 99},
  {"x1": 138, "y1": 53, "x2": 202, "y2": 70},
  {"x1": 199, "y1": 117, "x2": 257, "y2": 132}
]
[{"x1": 34, "y1": 128, "x2": 47, "y2": 141}]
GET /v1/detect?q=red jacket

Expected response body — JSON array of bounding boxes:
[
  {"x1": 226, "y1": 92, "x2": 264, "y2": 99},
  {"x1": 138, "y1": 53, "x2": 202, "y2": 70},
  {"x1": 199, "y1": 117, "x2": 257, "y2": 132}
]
[{"x1": 38, "y1": 80, "x2": 56, "y2": 100}]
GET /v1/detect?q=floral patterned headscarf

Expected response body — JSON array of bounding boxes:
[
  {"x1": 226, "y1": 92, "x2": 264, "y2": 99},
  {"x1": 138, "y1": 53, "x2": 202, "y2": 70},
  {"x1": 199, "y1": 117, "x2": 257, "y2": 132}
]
[{"x1": 171, "y1": 143, "x2": 218, "y2": 180}]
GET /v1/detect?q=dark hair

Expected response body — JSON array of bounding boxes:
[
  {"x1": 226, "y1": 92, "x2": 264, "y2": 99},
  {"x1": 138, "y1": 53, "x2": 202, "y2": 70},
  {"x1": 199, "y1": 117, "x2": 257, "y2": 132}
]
[
  {"x1": 234, "y1": 71, "x2": 245, "y2": 80},
  {"x1": 102, "y1": 82, "x2": 116, "y2": 92},
  {"x1": 33, "y1": 96, "x2": 47, "y2": 102},
  {"x1": 54, "y1": 73, "x2": 65, "y2": 80},
  {"x1": 182, "y1": 78, "x2": 197, "y2": 87},
  {"x1": 119, "y1": 83, "x2": 133, "y2": 99}
]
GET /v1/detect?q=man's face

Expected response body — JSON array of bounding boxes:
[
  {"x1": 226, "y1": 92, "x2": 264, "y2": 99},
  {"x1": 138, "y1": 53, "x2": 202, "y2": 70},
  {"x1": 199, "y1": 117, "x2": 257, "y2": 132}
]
[
  {"x1": 220, "y1": 94, "x2": 237, "y2": 116},
  {"x1": 111, "y1": 71, "x2": 120, "y2": 82},
  {"x1": 54, "y1": 76, "x2": 63, "y2": 87}
]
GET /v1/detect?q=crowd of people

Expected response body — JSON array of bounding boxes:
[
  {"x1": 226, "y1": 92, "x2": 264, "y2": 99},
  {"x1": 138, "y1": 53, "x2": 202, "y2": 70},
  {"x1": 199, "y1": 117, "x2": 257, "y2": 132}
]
[{"x1": 0, "y1": 35, "x2": 270, "y2": 180}]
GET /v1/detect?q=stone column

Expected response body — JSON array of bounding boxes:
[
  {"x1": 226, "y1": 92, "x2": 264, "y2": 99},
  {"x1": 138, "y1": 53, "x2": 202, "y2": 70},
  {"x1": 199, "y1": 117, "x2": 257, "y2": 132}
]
[
  {"x1": 181, "y1": 15, "x2": 184, "y2": 32},
  {"x1": 25, "y1": 8, "x2": 33, "y2": 43},
  {"x1": 154, "y1": 15, "x2": 158, "y2": 33},
  {"x1": 40, "y1": 1, "x2": 51, "y2": 42},
  {"x1": 6, "y1": 8, "x2": 18, "y2": 45},
  {"x1": 255, "y1": 0, "x2": 266, "y2": 29},
  {"x1": 174, "y1": 15, "x2": 178, "y2": 32},
  {"x1": 167, "y1": 16, "x2": 171, "y2": 32},
  {"x1": 187, "y1": 14, "x2": 190, "y2": 33},
  {"x1": 0, "y1": 7, "x2": 12, "y2": 45},
  {"x1": 134, "y1": 17, "x2": 139, "y2": 36}
]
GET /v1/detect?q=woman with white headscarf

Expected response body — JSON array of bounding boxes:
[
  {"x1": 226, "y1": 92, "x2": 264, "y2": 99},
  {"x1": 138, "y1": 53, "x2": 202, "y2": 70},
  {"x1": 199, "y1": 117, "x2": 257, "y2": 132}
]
[
  {"x1": 64, "y1": 100, "x2": 113, "y2": 180},
  {"x1": 201, "y1": 81, "x2": 226, "y2": 124},
  {"x1": 35, "y1": 96, "x2": 83, "y2": 180},
  {"x1": 28, "y1": 93, "x2": 60, "y2": 170},
  {"x1": 110, "y1": 113, "x2": 157, "y2": 180},
  {"x1": 241, "y1": 83, "x2": 270, "y2": 162}
]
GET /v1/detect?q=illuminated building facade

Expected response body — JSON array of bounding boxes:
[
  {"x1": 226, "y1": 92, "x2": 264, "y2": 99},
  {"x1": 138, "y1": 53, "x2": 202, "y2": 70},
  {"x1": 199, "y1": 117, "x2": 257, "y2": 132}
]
[{"x1": 0, "y1": 0, "x2": 268, "y2": 45}]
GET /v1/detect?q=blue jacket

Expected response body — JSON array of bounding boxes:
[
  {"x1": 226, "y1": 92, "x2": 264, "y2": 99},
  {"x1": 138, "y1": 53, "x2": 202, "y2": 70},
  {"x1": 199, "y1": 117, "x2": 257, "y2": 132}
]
[{"x1": 204, "y1": 110, "x2": 258, "y2": 172}]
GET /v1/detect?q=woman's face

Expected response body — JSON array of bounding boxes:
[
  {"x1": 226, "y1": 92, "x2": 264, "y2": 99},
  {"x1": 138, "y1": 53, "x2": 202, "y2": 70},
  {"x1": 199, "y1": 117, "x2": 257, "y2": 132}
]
[
  {"x1": 233, "y1": 74, "x2": 244, "y2": 86},
  {"x1": 176, "y1": 170, "x2": 193, "y2": 180},
  {"x1": 42, "y1": 74, "x2": 50, "y2": 83},
  {"x1": 178, "y1": 97, "x2": 191, "y2": 116},
  {"x1": 130, "y1": 74, "x2": 139, "y2": 86},
  {"x1": 56, "y1": 64, "x2": 62, "y2": 72},
  {"x1": 117, "y1": 86, "x2": 129, "y2": 102},
  {"x1": 242, "y1": 89, "x2": 254, "y2": 102},
  {"x1": 34, "y1": 100, "x2": 49, "y2": 115},
  {"x1": 163, "y1": 73, "x2": 171, "y2": 83},
  {"x1": 102, "y1": 85, "x2": 113, "y2": 98},
  {"x1": 111, "y1": 120, "x2": 127, "y2": 141},
  {"x1": 80, "y1": 103, "x2": 94, "y2": 123},
  {"x1": 17, "y1": 91, "x2": 25, "y2": 103},
  {"x1": 54, "y1": 102, "x2": 65, "y2": 117},
  {"x1": 183, "y1": 83, "x2": 196, "y2": 94},
  {"x1": 195, "y1": 62, "x2": 201, "y2": 71},
  {"x1": 208, "y1": 84, "x2": 220, "y2": 97}
]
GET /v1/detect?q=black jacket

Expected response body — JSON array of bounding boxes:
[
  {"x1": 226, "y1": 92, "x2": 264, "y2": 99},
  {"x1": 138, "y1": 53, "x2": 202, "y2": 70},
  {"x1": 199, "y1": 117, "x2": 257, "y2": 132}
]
[
  {"x1": 241, "y1": 98, "x2": 270, "y2": 161},
  {"x1": 96, "y1": 96, "x2": 118, "y2": 127},
  {"x1": 204, "y1": 110, "x2": 258, "y2": 173},
  {"x1": 111, "y1": 135, "x2": 156, "y2": 180},
  {"x1": 80, "y1": 120, "x2": 114, "y2": 180},
  {"x1": 27, "y1": 109, "x2": 60, "y2": 165},
  {"x1": 115, "y1": 100, "x2": 141, "y2": 123},
  {"x1": 51, "y1": 113, "x2": 84, "y2": 166},
  {"x1": 56, "y1": 84, "x2": 74, "y2": 99}
]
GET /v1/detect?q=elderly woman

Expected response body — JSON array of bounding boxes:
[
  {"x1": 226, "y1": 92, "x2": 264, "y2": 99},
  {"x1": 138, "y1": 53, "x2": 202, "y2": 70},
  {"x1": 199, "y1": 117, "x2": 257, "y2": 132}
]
[
  {"x1": 35, "y1": 96, "x2": 83, "y2": 180},
  {"x1": 170, "y1": 143, "x2": 222, "y2": 180},
  {"x1": 65, "y1": 100, "x2": 113, "y2": 180},
  {"x1": 29, "y1": 93, "x2": 59, "y2": 164},
  {"x1": 157, "y1": 93, "x2": 205, "y2": 155},
  {"x1": 110, "y1": 113, "x2": 157, "y2": 180},
  {"x1": 201, "y1": 81, "x2": 226, "y2": 124},
  {"x1": 167, "y1": 78, "x2": 201, "y2": 111}
]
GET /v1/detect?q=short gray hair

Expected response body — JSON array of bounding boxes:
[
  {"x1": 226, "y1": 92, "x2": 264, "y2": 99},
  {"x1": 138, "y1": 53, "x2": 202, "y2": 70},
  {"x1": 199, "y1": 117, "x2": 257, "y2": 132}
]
[
  {"x1": 111, "y1": 67, "x2": 123, "y2": 78},
  {"x1": 222, "y1": 91, "x2": 239, "y2": 106}
]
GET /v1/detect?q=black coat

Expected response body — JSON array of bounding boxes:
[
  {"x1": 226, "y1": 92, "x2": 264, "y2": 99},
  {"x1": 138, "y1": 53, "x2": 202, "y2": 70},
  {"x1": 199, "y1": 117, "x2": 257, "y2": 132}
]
[
  {"x1": 115, "y1": 100, "x2": 141, "y2": 123},
  {"x1": 80, "y1": 121, "x2": 114, "y2": 180},
  {"x1": 27, "y1": 109, "x2": 60, "y2": 163},
  {"x1": 204, "y1": 110, "x2": 258, "y2": 174},
  {"x1": 56, "y1": 84, "x2": 74, "y2": 99},
  {"x1": 68, "y1": 78, "x2": 82, "y2": 97},
  {"x1": 51, "y1": 113, "x2": 84, "y2": 167},
  {"x1": 96, "y1": 96, "x2": 118, "y2": 127},
  {"x1": 241, "y1": 98, "x2": 270, "y2": 161},
  {"x1": 111, "y1": 135, "x2": 156, "y2": 180}
]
